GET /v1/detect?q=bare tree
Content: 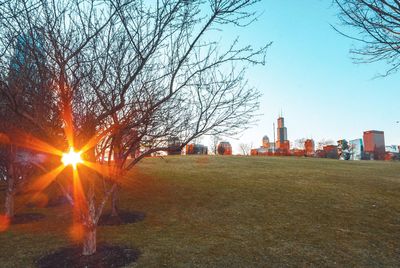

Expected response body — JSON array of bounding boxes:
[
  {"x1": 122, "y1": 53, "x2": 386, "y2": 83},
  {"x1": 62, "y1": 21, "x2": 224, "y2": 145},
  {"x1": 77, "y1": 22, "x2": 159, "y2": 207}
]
[
  {"x1": 317, "y1": 139, "x2": 335, "y2": 150},
  {"x1": 294, "y1": 138, "x2": 307, "y2": 150},
  {"x1": 0, "y1": 24, "x2": 62, "y2": 219},
  {"x1": 211, "y1": 135, "x2": 221, "y2": 155},
  {"x1": 335, "y1": 0, "x2": 400, "y2": 75},
  {"x1": 239, "y1": 142, "x2": 251, "y2": 155},
  {"x1": 0, "y1": 0, "x2": 270, "y2": 256}
]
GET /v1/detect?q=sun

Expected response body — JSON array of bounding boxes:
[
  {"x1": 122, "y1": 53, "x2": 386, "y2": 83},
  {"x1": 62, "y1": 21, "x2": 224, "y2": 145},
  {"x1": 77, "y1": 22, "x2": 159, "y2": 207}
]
[{"x1": 62, "y1": 147, "x2": 83, "y2": 169}]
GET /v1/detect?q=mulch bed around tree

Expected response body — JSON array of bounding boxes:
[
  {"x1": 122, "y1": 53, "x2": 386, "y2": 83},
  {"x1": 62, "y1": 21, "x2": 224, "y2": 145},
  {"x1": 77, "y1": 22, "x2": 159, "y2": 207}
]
[
  {"x1": 36, "y1": 243, "x2": 140, "y2": 268},
  {"x1": 12, "y1": 213, "x2": 45, "y2": 224},
  {"x1": 98, "y1": 211, "x2": 145, "y2": 226}
]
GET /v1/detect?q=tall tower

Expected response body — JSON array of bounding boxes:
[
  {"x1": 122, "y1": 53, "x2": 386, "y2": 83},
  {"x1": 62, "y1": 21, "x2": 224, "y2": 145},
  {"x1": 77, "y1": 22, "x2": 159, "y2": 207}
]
[
  {"x1": 276, "y1": 115, "x2": 290, "y2": 154},
  {"x1": 277, "y1": 117, "x2": 287, "y2": 142}
]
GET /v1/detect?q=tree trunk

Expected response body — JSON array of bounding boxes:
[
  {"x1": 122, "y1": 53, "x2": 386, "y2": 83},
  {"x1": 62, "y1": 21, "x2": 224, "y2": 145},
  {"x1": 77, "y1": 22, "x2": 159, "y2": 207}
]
[
  {"x1": 5, "y1": 178, "x2": 14, "y2": 218},
  {"x1": 82, "y1": 225, "x2": 96, "y2": 256},
  {"x1": 111, "y1": 186, "x2": 119, "y2": 217},
  {"x1": 82, "y1": 185, "x2": 97, "y2": 256},
  {"x1": 79, "y1": 114, "x2": 98, "y2": 256},
  {"x1": 111, "y1": 136, "x2": 122, "y2": 217},
  {"x1": 5, "y1": 146, "x2": 15, "y2": 218}
]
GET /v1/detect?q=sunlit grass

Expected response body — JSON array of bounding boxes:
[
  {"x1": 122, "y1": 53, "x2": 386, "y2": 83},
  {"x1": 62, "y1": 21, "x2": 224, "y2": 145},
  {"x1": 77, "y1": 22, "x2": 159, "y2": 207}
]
[{"x1": 0, "y1": 156, "x2": 399, "y2": 267}]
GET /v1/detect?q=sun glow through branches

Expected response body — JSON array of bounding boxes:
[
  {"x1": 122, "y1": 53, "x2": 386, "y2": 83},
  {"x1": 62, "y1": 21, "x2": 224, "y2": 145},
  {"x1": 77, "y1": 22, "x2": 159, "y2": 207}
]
[{"x1": 62, "y1": 148, "x2": 83, "y2": 169}]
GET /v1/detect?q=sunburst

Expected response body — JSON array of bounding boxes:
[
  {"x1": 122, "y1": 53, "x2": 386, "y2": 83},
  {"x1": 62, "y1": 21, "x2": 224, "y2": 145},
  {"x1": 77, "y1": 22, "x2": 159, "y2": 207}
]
[{"x1": 61, "y1": 148, "x2": 83, "y2": 169}]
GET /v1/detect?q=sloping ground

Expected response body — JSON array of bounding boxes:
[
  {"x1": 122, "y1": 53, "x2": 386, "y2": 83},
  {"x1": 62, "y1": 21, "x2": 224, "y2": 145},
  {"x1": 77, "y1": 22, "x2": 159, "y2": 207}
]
[{"x1": 0, "y1": 156, "x2": 399, "y2": 267}]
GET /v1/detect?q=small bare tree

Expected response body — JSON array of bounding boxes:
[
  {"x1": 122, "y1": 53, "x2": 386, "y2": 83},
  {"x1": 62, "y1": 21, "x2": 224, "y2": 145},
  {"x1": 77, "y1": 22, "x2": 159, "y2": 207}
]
[
  {"x1": 294, "y1": 138, "x2": 307, "y2": 150},
  {"x1": 239, "y1": 142, "x2": 251, "y2": 155},
  {"x1": 211, "y1": 135, "x2": 221, "y2": 155},
  {"x1": 317, "y1": 139, "x2": 335, "y2": 150}
]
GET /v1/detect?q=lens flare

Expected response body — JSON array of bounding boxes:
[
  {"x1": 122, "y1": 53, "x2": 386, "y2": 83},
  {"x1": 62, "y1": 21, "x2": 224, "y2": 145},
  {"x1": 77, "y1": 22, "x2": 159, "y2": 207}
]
[
  {"x1": 0, "y1": 215, "x2": 10, "y2": 232},
  {"x1": 62, "y1": 148, "x2": 83, "y2": 169}
]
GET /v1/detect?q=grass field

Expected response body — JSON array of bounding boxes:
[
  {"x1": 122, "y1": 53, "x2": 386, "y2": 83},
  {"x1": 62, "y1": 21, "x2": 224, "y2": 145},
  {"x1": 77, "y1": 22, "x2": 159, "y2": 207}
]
[{"x1": 1, "y1": 156, "x2": 400, "y2": 267}]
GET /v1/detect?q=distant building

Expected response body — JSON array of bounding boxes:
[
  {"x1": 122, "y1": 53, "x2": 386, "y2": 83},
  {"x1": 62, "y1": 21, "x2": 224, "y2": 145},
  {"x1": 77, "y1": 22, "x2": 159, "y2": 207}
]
[
  {"x1": 167, "y1": 137, "x2": 181, "y2": 155},
  {"x1": 277, "y1": 117, "x2": 287, "y2": 141},
  {"x1": 291, "y1": 149, "x2": 305, "y2": 157},
  {"x1": 386, "y1": 145, "x2": 399, "y2": 153},
  {"x1": 385, "y1": 145, "x2": 400, "y2": 161},
  {"x1": 276, "y1": 140, "x2": 290, "y2": 155},
  {"x1": 304, "y1": 139, "x2": 315, "y2": 157},
  {"x1": 186, "y1": 144, "x2": 208, "y2": 155},
  {"x1": 251, "y1": 135, "x2": 274, "y2": 156},
  {"x1": 337, "y1": 139, "x2": 350, "y2": 160},
  {"x1": 363, "y1": 130, "x2": 385, "y2": 160},
  {"x1": 10, "y1": 33, "x2": 45, "y2": 74},
  {"x1": 251, "y1": 147, "x2": 271, "y2": 156},
  {"x1": 349, "y1": 139, "x2": 363, "y2": 160},
  {"x1": 217, "y1": 142, "x2": 232, "y2": 155},
  {"x1": 323, "y1": 145, "x2": 338, "y2": 159},
  {"x1": 315, "y1": 149, "x2": 326, "y2": 158},
  {"x1": 262, "y1": 135, "x2": 270, "y2": 149},
  {"x1": 384, "y1": 152, "x2": 399, "y2": 161},
  {"x1": 276, "y1": 116, "x2": 290, "y2": 155}
]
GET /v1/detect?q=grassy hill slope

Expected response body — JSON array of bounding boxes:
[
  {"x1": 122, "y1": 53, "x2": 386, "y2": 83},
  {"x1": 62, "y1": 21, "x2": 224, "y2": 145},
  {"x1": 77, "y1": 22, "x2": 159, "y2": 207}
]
[{"x1": 1, "y1": 156, "x2": 400, "y2": 267}]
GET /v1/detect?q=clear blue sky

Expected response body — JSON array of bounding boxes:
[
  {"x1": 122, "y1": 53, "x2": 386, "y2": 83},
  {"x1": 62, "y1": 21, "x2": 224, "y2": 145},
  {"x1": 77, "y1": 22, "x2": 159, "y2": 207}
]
[{"x1": 208, "y1": 0, "x2": 399, "y2": 153}]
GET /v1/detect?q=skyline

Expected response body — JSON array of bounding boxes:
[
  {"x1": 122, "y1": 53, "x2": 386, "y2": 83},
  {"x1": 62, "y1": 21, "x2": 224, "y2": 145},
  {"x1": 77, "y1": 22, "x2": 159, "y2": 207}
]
[{"x1": 210, "y1": 0, "x2": 399, "y2": 153}]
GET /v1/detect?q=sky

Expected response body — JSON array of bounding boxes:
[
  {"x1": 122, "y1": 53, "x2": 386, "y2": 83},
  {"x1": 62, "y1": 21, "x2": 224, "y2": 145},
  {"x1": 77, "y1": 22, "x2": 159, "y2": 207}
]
[{"x1": 205, "y1": 0, "x2": 400, "y2": 154}]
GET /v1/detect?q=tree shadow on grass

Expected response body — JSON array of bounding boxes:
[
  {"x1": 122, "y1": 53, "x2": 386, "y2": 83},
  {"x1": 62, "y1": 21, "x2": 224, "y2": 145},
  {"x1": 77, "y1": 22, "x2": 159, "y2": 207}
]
[
  {"x1": 98, "y1": 211, "x2": 145, "y2": 226},
  {"x1": 36, "y1": 243, "x2": 140, "y2": 268},
  {"x1": 12, "y1": 213, "x2": 45, "y2": 224},
  {"x1": 45, "y1": 195, "x2": 72, "y2": 208}
]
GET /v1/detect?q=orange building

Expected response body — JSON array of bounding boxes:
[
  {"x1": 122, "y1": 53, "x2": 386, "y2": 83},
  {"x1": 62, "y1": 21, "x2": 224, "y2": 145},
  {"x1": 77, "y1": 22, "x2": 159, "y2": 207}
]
[
  {"x1": 304, "y1": 139, "x2": 315, "y2": 157},
  {"x1": 185, "y1": 144, "x2": 208, "y2": 155},
  {"x1": 217, "y1": 142, "x2": 232, "y2": 155},
  {"x1": 363, "y1": 130, "x2": 385, "y2": 160},
  {"x1": 323, "y1": 145, "x2": 338, "y2": 159},
  {"x1": 292, "y1": 149, "x2": 306, "y2": 157},
  {"x1": 276, "y1": 140, "x2": 290, "y2": 155}
]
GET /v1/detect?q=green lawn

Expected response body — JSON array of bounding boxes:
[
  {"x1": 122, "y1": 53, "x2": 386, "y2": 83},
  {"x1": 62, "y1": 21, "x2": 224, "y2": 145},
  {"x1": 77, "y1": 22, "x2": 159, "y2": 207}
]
[{"x1": 1, "y1": 156, "x2": 400, "y2": 267}]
